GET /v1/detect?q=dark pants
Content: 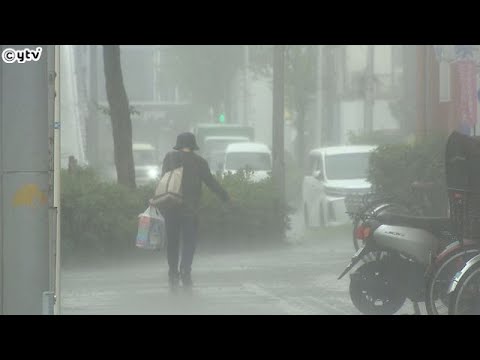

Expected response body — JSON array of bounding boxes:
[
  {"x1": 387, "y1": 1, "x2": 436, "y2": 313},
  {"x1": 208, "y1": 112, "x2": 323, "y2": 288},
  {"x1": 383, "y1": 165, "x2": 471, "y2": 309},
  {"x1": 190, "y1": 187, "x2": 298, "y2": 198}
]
[{"x1": 163, "y1": 208, "x2": 199, "y2": 277}]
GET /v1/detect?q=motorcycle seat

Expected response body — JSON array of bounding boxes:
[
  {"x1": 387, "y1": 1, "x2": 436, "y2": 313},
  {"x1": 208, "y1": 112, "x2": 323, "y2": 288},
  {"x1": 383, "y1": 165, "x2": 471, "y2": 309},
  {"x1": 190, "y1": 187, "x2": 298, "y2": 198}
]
[{"x1": 375, "y1": 213, "x2": 451, "y2": 232}]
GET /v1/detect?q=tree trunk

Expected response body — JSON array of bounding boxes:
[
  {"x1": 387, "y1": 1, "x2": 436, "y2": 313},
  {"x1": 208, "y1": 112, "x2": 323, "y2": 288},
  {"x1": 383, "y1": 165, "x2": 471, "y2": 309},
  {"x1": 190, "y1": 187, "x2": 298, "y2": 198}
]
[{"x1": 102, "y1": 45, "x2": 136, "y2": 189}]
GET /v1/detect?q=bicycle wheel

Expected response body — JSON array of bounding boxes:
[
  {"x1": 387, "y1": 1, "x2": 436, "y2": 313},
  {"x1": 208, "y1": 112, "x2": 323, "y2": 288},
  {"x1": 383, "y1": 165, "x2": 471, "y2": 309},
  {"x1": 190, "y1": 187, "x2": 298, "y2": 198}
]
[
  {"x1": 448, "y1": 258, "x2": 480, "y2": 315},
  {"x1": 425, "y1": 247, "x2": 480, "y2": 315}
]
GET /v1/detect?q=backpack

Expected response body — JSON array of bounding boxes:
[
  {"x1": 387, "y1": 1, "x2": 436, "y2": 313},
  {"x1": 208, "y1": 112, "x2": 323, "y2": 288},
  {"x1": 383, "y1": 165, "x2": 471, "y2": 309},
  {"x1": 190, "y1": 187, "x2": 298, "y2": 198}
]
[{"x1": 150, "y1": 166, "x2": 184, "y2": 210}]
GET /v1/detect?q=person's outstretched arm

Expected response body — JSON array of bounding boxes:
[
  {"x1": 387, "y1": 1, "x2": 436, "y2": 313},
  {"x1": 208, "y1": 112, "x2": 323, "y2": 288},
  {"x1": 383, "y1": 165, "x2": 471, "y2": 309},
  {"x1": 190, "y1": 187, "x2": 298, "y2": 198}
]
[{"x1": 199, "y1": 159, "x2": 230, "y2": 203}]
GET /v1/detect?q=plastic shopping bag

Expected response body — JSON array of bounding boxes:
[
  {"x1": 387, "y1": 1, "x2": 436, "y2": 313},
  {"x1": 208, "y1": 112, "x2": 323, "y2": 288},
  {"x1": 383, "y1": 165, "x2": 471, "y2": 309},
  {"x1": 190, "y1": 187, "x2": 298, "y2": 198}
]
[{"x1": 136, "y1": 206, "x2": 166, "y2": 250}]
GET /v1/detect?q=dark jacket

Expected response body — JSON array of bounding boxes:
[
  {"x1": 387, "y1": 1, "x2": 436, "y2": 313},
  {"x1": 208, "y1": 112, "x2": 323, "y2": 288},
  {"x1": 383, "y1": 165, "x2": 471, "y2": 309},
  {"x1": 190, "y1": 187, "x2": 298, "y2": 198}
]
[{"x1": 161, "y1": 150, "x2": 229, "y2": 213}]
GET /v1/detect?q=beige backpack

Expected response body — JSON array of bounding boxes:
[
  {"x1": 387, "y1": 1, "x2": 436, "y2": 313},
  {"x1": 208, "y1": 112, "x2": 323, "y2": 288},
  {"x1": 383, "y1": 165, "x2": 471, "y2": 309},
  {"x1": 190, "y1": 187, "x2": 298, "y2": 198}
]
[{"x1": 150, "y1": 166, "x2": 184, "y2": 210}]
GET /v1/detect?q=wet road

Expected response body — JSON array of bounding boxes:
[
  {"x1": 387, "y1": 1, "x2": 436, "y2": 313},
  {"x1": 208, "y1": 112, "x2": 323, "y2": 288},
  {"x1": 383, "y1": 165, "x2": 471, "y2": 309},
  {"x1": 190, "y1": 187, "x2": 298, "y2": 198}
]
[
  {"x1": 60, "y1": 216, "x2": 424, "y2": 315},
  {"x1": 61, "y1": 234, "x2": 353, "y2": 314},
  {"x1": 61, "y1": 208, "x2": 424, "y2": 315}
]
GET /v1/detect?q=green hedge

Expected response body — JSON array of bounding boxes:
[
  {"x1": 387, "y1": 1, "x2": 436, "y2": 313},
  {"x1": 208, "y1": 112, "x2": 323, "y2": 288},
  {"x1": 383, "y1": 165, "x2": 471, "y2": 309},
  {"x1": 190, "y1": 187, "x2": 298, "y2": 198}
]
[
  {"x1": 61, "y1": 168, "x2": 146, "y2": 258},
  {"x1": 367, "y1": 133, "x2": 448, "y2": 216},
  {"x1": 197, "y1": 169, "x2": 291, "y2": 244},
  {"x1": 61, "y1": 167, "x2": 290, "y2": 260}
]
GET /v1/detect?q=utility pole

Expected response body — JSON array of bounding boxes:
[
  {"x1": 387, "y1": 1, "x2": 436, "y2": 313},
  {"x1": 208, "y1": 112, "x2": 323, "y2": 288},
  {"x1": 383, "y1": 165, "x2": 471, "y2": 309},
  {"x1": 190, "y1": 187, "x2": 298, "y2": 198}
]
[
  {"x1": 402, "y1": 45, "x2": 418, "y2": 136},
  {"x1": 424, "y1": 45, "x2": 431, "y2": 136},
  {"x1": 315, "y1": 45, "x2": 324, "y2": 148},
  {"x1": 87, "y1": 45, "x2": 99, "y2": 169},
  {"x1": 364, "y1": 45, "x2": 375, "y2": 134},
  {"x1": 416, "y1": 45, "x2": 428, "y2": 138},
  {"x1": 322, "y1": 46, "x2": 335, "y2": 146},
  {"x1": 272, "y1": 45, "x2": 286, "y2": 228},
  {"x1": 53, "y1": 45, "x2": 61, "y2": 315},
  {"x1": 0, "y1": 45, "x2": 53, "y2": 314},
  {"x1": 243, "y1": 45, "x2": 249, "y2": 126}
]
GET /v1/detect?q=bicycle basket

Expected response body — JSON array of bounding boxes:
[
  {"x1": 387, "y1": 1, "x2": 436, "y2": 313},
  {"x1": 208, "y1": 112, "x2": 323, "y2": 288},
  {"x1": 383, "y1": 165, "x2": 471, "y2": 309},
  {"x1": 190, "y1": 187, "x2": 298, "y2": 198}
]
[{"x1": 446, "y1": 131, "x2": 480, "y2": 242}]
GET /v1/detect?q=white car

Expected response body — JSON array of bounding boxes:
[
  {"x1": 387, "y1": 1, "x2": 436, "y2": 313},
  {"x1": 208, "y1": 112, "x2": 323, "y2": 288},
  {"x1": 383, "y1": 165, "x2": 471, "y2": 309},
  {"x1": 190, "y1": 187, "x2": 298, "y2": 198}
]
[
  {"x1": 302, "y1": 145, "x2": 376, "y2": 228},
  {"x1": 223, "y1": 142, "x2": 272, "y2": 183},
  {"x1": 101, "y1": 143, "x2": 161, "y2": 185},
  {"x1": 132, "y1": 143, "x2": 161, "y2": 185}
]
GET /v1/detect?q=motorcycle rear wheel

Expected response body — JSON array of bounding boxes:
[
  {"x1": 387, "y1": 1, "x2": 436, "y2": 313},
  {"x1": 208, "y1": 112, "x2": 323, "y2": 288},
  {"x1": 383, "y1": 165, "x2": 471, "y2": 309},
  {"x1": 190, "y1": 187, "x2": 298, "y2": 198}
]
[{"x1": 349, "y1": 260, "x2": 406, "y2": 315}]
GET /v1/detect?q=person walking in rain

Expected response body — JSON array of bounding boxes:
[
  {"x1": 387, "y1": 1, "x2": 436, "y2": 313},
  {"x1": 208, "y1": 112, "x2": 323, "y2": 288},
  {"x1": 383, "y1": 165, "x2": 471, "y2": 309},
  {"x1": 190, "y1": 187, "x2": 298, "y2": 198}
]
[{"x1": 154, "y1": 132, "x2": 230, "y2": 291}]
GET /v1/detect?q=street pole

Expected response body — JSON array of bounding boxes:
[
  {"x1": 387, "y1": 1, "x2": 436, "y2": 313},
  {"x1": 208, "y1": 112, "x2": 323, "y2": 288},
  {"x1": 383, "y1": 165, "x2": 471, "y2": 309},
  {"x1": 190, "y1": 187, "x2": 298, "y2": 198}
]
[
  {"x1": 364, "y1": 45, "x2": 375, "y2": 134},
  {"x1": 402, "y1": 45, "x2": 418, "y2": 136},
  {"x1": 0, "y1": 45, "x2": 52, "y2": 314},
  {"x1": 53, "y1": 45, "x2": 62, "y2": 315},
  {"x1": 0, "y1": 45, "x2": 3, "y2": 315},
  {"x1": 88, "y1": 45, "x2": 99, "y2": 169},
  {"x1": 46, "y1": 45, "x2": 57, "y2": 316},
  {"x1": 243, "y1": 45, "x2": 249, "y2": 126},
  {"x1": 315, "y1": 45, "x2": 324, "y2": 148},
  {"x1": 424, "y1": 45, "x2": 430, "y2": 136},
  {"x1": 322, "y1": 46, "x2": 335, "y2": 146},
  {"x1": 272, "y1": 45, "x2": 286, "y2": 229}
]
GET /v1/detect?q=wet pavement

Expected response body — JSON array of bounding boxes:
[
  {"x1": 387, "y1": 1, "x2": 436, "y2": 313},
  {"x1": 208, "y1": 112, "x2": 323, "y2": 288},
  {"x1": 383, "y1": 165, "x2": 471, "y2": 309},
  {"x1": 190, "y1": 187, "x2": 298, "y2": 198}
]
[{"x1": 60, "y1": 210, "x2": 424, "y2": 315}]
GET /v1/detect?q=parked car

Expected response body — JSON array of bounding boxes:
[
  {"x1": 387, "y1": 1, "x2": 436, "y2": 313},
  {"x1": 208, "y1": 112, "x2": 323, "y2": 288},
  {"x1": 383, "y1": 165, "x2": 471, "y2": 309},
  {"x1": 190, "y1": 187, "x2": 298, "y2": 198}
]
[
  {"x1": 302, "y1": 145, "x2": 376, "y2": 228},
  {"x1": 223, "y1": 142, "x2": 272, "y2": 183},
  {"x1": 99, "y1": 143, "x2": 161, "y2": 185},
  {"x1": 203, "y1": 135, "x2": 250, "y2": 173},
  {"x1": 193, "y1": 123, "x2": 255, "y2": 150},
  {"x1": 132, "y1": 143, "x2": 161, "y2": 185}
]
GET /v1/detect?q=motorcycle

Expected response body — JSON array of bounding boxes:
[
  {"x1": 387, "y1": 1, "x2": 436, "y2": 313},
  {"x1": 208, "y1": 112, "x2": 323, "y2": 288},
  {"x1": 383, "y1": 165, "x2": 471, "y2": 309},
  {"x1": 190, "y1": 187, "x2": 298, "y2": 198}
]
[
  {"x1": 348, "y1": 181, "x2": 441, "y2": 260},
  {"x1": 338, "y1": 206, "x2": 453, "y2": 315},
  {"x1": 346, "y1": 192, "x2": 403, "y2": 252}
]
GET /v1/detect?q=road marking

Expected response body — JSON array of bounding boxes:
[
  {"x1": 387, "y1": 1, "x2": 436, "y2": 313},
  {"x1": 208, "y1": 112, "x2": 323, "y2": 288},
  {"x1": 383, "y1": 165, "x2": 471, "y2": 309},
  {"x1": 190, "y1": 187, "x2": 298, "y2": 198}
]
[
  {"x1": 304, "y1": 295, "x2": 354, "y2": 315},
  {"x1": 242, "y1": 283, "x2": 313, "y2": 315}
]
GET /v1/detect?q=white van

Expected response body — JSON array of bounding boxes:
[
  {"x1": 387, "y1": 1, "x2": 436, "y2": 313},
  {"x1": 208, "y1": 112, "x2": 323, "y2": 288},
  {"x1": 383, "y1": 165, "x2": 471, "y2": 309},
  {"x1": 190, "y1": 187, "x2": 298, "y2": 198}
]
[
  {"x1": 302, "y1": 145, "x2": 376, "y2": 228},
  {"x1": 203, "y1": 136, "x2": 250, "y2": 173},
  {"x1": 223, "y1": 142, "x2": 272, "y2": 182}
]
